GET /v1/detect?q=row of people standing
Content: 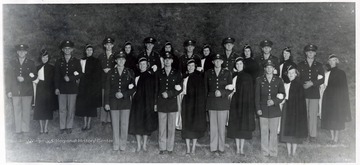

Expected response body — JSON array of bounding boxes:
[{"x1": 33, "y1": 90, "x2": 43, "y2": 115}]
[{"x1": 5, "y1": 37, "x2": 351, "y2": 157}]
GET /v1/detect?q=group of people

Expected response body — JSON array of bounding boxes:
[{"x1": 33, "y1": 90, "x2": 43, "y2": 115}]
[{"x1": 6, "y1": 36, "x2": 351, "y2": 157}]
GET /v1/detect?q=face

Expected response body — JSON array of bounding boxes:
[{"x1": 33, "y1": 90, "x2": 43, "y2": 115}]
[
  {"x1": 235, "y1": 60, "x2": 244, "y2": 71},
  {"x1": 305, "y1": 51, "x2": 316, "y2": 59},
  {"x1": 41, "y1": 55, "x2": 49, "y2": 64},
  {"x1": 104, "y1": 43, "x2": 114, "y2": 51},
  {"x1": 213, "y1": 59, "x2": 223, "y2": 68},
  {"x1": 124, "y1": 45, "x2": 132, "y2": 54},
  {"x1": 328, "y1": 58, "x2": 338, "y2": 68},
  {"x1": 145, "y1": 43, "x2": 154, "y2": 51},
  {"x1": 17, "y1": 50, "x2": 27, "y2": 58},
  {"x1": 244, "y1": 48, "x2": 251, "y2": 58},
  {"x1": 287, "y1": 69, "x2": 297, "y2": 81},
  {"x1": 85, "y1": 47, "x2": 93, "y2": 57},
  {"x1": 224, "y1": 43, "x2": 234, "y2": 51},
  {"x1": 139, "y1": 61, "x2": 148, "y2": 72},
  {"x1": 283, "y1": 51, "x2": 291, "y2": 60},
  {"x1": 62, "y1": 47, "x2": 73, "y2": 55},
  {"x1": 265, "y1": 65, "x2": 274, "y2": 75},
  {"x1": 186, "y1": 45, "x2": 195, "y2": 52},
  {"x1": 262, "y1": 46, "x2": 272, "y2": 54},
  {"x1": 187, "y1": 63, "x2": 195, "y2": 73},
  {"x1": 115, "y1": 58, "x2": 126, "y2": 67},
  {"x1": 203, "y1": 48, "x2": 210, "y2": 56},
  {"x1": 165, "y1": 45, "x2": 172, "y2": 52},
  {"x1": 164, "y1": 58, "x2": 173, "y2": 67}
]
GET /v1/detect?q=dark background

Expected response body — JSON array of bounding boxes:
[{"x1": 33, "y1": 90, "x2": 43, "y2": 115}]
[{"x1": 2, "y1": 3, "x2": 355, "y2": 98}]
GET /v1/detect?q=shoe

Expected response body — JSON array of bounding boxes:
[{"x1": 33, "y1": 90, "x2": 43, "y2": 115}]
[
  {"x1": 60, "y1": 129, "x2": 66, "y2": 134},
  {"x1": 159, "y1": 150, "x2": 166, "y2": 155},
  {"x1": 66, "y1": 129, "x2": 72, "y2": 134},
  {"x1": 309, "y1": 137, "x2": 316, "y2": 142},
  {"x1": 167, "y1": 151, "x2": 173, "y2": 155},
  {"x1": 81, "y1": 126, "x2": 87, "y2": 131},
  {"x1": 87, "y1": 125, "x2": 91, "y2": 130}
]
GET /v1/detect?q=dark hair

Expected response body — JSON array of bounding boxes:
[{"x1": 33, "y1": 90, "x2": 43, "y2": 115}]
[
  {"x1": 279, "y1": 47, "x2": 293, "y2": 64},
  {"x1": 123, "y1": 42, "x2": 134, "y2": 56},
  {"x1": 160, "y1": 42, "x2": 174, "y2": 57},
  {"x1": 202, "y1": 44, "x2": 212, "y2": 58},
  {"x1": 38, "y1": 49, "x2": 51, "y2": 64},
  {"x1": 83, "y1": 44, "x2": 94, "y2": 57},
  {"x1": 241, "y1": 44, "x2": 254, "y2": 58}
]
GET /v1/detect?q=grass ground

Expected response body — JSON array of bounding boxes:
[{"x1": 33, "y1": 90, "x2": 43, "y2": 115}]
[{"x1": 4, "y1": 99, "x2": 356, "y2": 163}]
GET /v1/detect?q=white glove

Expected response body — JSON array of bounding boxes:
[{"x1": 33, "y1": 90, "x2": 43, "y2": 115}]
[
  {"x1": 29, "y1": 72, "x2": 35, "y2": 78},
  {"x1": 317, "y1": 75, "x2": 323, "y2": 80},
  {"x1": 225, "y1": 84, "x2": 234, "y2": 90},
  {"x1": 175, "y1": 85, "x2": 182, "y2": 91},
  {"x1": 128, "y1": 84, "x2": 134, "y2": 89},
  {"x1": 276, "y1": 93, "x2": 284, "y2": 99},
  {"x1": 152, "y1": 65, "x2": 158, "y2": 72},
  {"x1": 74, "y1": 71, "x2": 79, "y2": 76}
]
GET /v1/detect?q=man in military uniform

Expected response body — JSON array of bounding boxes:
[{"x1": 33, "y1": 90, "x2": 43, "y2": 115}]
[
  {"x1": 255, "y1": 59, "x2": 285, "y2": 157},
  {"x1": 138, "y1": 37, "x2": 162, "y2": 73},
  {"x1": 221, "y1": 37, "x2": 239, "y2": 73},
  {"x1": 155, "y1": 52, "x2": 182, "y2": 154},
  {"x1": 54, "y1": 40, "x2": 82, "y2": 134},
  {"x1": 6, "y1": 44, "x2": 37, "y2": 134},
  {"x1": 98, "y1": 37, "x2": 115, "y2": 126},
  {"x1": 204, "y1": 54, "x2": 233, "y2": 155},
  {"x1": 104, "y1": 51, "x2": 135, "y2": 151},
  {"x1": 297, "y1": 44, "x2": 324, "y2": 142},
  {"x1": 255, "y1": 40, "x2": 280, "y2": 76},
  {"x1": 178, "y1": 40, "x2": 202, "y2": 77}
]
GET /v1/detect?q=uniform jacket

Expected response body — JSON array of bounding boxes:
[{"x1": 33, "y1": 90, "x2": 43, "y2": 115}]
[
  {"x1": 221, "y1": 51, "x2": 240, "y2": 72},
  {"x1": 98, "y1": 53, "x2": 115, "y2": 89},
  {"x1": 155, "y1": 68, "x2": 182, "y2": 113},
  {"x1": 6, "y1": 57, "x2": 37, "y2": 96},
  {"x1": 255, "y1": 74, "x2": 285, "y2": 118},
  {"x1": 204, "y1": 68, "x2": 233, "y2": 110},
  {"x1": 297, "y1": 59, "x2": 324, "y2": 99},
  {"x1": 255, "y1": 54, "x2": 280, "y2": 76},
  {"x1": 179, "y1": 54, "x2": 201, "y2": 77},
  {"x1": 138, "y1": 50, "x2": 162, "y2": 73},
  {"x1": 104, "y1": 67, "x2": 135, "y2": 110},
  {"x1": 54, "y1": 56, "x2": 82, "y2": 94}
]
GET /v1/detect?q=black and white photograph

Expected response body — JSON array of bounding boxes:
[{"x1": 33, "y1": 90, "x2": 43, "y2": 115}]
[{"x1": 0, "y1": 1, "x2": 357, "y2": 163}]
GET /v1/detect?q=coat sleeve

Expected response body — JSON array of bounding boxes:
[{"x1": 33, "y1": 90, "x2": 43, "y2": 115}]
[
  {"x1": 313, "y1": 63, "x2": 325, "y2": 86},
  {"x1": 255, "y1": 77, "x2": 261, "y2": 111},
  {"x1": 24, "y1": 61, "x2": 38, "y2": 82},
  {"x1": 339, "y1": 70, "x2": 351, "y2": 122},
  {"x1": 5, "y1": 63, "x2": 14, "y2": 94},
  {"x1": 167, "y1": 72, "x2": 183, "y2": 98},
  {"x1": 54, "y1": 59, "x2": 61, "y2": 90},
  {"x1": 104, "y1": 71, "x2": 111, "y2": 105},
  {"x1": 219, "y1": 71, "x2": 233, "y2": 98},
  {"x1": 273, "y1": 78, "x2": 285, "y2": 105},
  {"x1": 122, "y1": 69, "x2": 136, "y2": 98},
  {"x1": 204, "y1": 70, "x2": 209, "y2": 97},
  {"x1": 68, "y1": 59, "x2": 82, "y2": 82}
]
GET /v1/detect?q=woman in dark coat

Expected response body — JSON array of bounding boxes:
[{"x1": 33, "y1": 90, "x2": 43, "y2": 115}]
[
  {"x1": 279, "y1": 47, "x2": 297, "y2": 83},
  {"x1": 242, "y1": 45, "x2": 259, "y2": 84},
  {"x1": 160, "y1": 41, "x2": 179, "y2": 70},
  {"x1": 123, "y1": 41, "x2": 138, "y2": 74},
  {"x1": 227, "y1": 57, "x2": 255, "y2": 155},
  {"x1": 75, "y1": 44, "x2": 102, "y2": 130},
  {"x1": 181, "y1": 59, "x2": 207, "y2": 155},
  {"x1": 33, "y1": 49, "x2": 58, "y2": 134},
  {"x1": 200, "y1": 44, "x2": 214, "y2": 72},
  {"x1": 279, "y1": 66, "x2": 308, "y2": 156},
  {"x1": 129, "y1": 57, "x2": 158, "y2": 152},
  {"x1": 321, "y1": 54, "x2": 351, "y2": 143}
]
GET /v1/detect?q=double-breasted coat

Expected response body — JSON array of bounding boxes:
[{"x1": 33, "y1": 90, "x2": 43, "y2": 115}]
[
  {"x1": 138, "y1": 50, "x2": 162, "y2": 73},
  {"x1": 255, "y1": 54, "x2": 280, "y2": 76},
  {"x1": 179, "y1": 54, "x2": 201, "y2": 77},
  {"x1": 221, "y1": 51, "x2": 240, "y2": 72},
  {"x1": 98, "y1": 53, "x2": 115, "y2": 89}
]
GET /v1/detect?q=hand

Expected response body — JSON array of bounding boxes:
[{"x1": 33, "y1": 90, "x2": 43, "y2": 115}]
[
  {"x1": 64, "y1": 75, "x2": 70, "y2": 82},
  {"x1": 115, "y1": 92, "x2": 123, "y2": 99},
  {"x1": 55, "y1": 89, "x2": 60, "y2": 95},
  {"x1": 267, "y1": 99, "x2": 274, "y2": 106},
  {"x1": 17, "y1": 76, "x2": 24, "y2": 82},
  {"x1": 215, "y1": 90, "x2": 221, "y2": 97},
  {"x1": 103, "y1": 68, "x2": 111, "y2": 73},
  {"x1": 154, "y1": 105, "x2": 157, "y2": 112},
  {"x1": 7, "y1": 92, "x2": 12, "y2": 98},
  {"x1": 152, "y1": 65, "x2": 158, "y2": 72},
  {"x1": 196, "y1": 67, "x2": 202, "y2": 71},
  {"x1": 257, "y1": 110, "x2": 262, "y2": 116},
  {"x1": 162, "y1": 92, "x2": 168, "y2": 98},
  {"x1": 303, "y1": 81, "x2": 314, "y2": 89},
  {"x1": 104, "y1": 104, "x2": 110, "y2": 111},
  {"x1": 175, "y1": 85, "x2": 181, "y2": 91}
]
